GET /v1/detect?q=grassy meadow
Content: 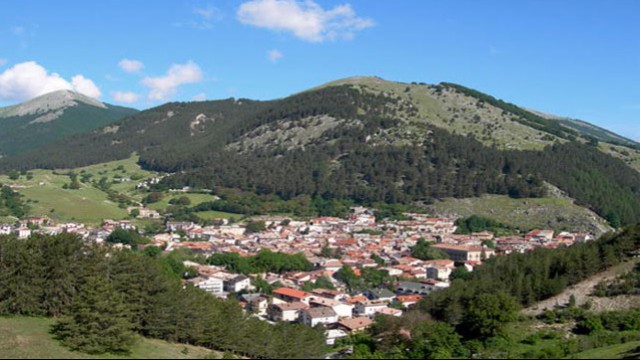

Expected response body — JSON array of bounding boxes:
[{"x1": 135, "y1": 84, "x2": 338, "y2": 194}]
[{"x1": 0, "y1": 316, "x2": 220, "y2": 359}]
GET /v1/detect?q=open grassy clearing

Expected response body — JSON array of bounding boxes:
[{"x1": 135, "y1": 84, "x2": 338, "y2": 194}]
[
  {"x1": 478, "y1": 320, "x2": 640, "y2": 359},
  {"x1": 147, "y1": 193, "x2": 219, "y2": 212},
  {"x1": 0, "y1": 169, "x2": 127, "y2": 224},
  {"x1": 0, "y1": 155, "x2": 247, "y2": 224},
  {"x1": 567, "y1": 340, "x2": 640, "y2": 359},
  {"x1": 0, "y1": 316, "x2": 220, "y2": 359},
  {"x1": 193, "y1": 210, "x2": 244, "y2": 221},
  {"x1": 0, "y1": 156, "x2": 157, "y2": 224}
]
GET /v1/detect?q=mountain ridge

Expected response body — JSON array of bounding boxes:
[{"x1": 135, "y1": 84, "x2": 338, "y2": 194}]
[{"x1": 2, "y1": 77, "x2": 640, "y2": 228}]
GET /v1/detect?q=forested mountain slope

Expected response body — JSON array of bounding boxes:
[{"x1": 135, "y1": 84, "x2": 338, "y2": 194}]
[
  {"x1": 0, "y1": 90, "x2": 137, "y2": 157},
  {"x1": 2, "y1": 77, "x2": 640, "y2": 226}
]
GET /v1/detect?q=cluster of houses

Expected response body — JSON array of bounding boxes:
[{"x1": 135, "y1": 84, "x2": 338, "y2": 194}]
[
  {"x1": 0, "y1": 216, "x2": 138, "y2": 243},
  {"x1": 136, "y1": 208, "x2": 593, "y2": 344},
  {"x1": 0, "y1": 216, "x2": 90, "y2": 239},
  {"x1": 1, "y1": 207, "x2": 595, "y2": 345}
]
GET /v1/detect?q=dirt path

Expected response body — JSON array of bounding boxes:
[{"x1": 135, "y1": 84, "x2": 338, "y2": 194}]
[{"x1": 522, "y1": 259, "x2": 640, "y2": 316}]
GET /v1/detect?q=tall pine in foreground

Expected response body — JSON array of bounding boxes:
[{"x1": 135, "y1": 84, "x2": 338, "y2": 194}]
[{"x1": 52, "y1": 275, "x2": 137, "y2": 354}]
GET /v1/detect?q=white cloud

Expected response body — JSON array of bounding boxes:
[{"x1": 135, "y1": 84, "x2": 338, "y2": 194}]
[
  {"x1": 195, "y1": 5, "x2": 220, "y2": 20},
  {"x1": 71, "y1": 75, "x2": 101, "y2": 98},
  {"x1": 267, "y1": 49, "x2": 283, "y2": 62},
  {"x1": 237, "y1": 0, "x2": 374, "y2": 42},
  {"x1": 0, "y1": 58, "x2": 6, "y2": 67},
  {"x1": 118, "y1": 58, "x2": 144, "y2": 73},
  {"x1": 192, "y1": 93, "x2": 207, "y2": 101},
  {"x1": 141, "y1": 61, "x2": 203, "y2": 101},
  {"x1": 174, "y1": 4, "x2": 222, "y2": 30},
  {"x1": 113, "y1": 91, "x2": 140, "y2": 104},
  {"x1": 0, "y1": 61, "x2": 102, "y2": 101}
]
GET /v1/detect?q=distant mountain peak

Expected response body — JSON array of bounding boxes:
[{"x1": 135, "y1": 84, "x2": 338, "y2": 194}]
[
  {"x1": 0, "y1": 90, "x2": 107, "y2": 121},
  {"x1": 0, "y1": 90, "x2": 137, "y2": 157}
]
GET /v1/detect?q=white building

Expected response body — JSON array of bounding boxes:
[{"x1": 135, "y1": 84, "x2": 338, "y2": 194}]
[
  {"x1": 301, "y1": 307, "x2": 339, "y2": 327},
  {"x1": 353, "y1": 301, "x2": 388, "y2": 317},
  {"x1": 0, "y1": 224, "x2": 11, "y2": 235},
  {"x1": 224, "y1": 275, "x2": 252, "y2": 293},
  {"x1": 15, "y1": 227, "x2": 31, "y2": 239},
  {"x1": 308, "y1": 297, "x2": 354, "y2": 318},
  {"x1": 196, "y1": 277, "x2": 224, "y2": 296}
]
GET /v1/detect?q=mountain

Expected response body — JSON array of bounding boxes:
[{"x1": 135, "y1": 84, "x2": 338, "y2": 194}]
[
  {"x1": 0, "y1": 90, "x2": 138, "y2": 157},
  {"x1": 3, "y1": 77, "x2": 640, "y2": 226},
  {"x1": 523, "y1": 107, "x2": 638, "y2": 147}
]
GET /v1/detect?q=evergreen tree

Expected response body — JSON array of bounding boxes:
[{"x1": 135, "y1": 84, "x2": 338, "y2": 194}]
[{"x1": 52, "y1": 275, "x2": 137, "y2": 354}]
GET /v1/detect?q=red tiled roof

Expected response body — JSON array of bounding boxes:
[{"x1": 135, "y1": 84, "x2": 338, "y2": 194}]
[
  {"x1": 272, "y1": 287, "x2": 310, "y2": 299},
  {"x1": 397, "y1": 295, "x2": 422, "y2": 303}
]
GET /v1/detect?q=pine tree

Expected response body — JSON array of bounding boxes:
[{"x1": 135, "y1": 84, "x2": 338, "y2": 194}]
[{"x1": 52, "y1": 275, "x2": 137, "y2": 354}]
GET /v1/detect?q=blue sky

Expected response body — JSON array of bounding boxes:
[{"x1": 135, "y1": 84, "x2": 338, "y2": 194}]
[{"x1": 1, "y1": 0, "x2": 639, "y2": 139}]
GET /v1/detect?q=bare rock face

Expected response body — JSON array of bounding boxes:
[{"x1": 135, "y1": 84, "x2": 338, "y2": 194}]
[{"x1": 0, "y1": 90, "x2": 107, "y2": 123}]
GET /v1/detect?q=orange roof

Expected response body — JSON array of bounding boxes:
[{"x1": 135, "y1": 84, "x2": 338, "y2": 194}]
[
  {"x1": 393, "y1": 264, "x2": 413, "y2": 272},
  {"x1": 397, "y1": 295, "x2": 422, "y2": 303},
  {"x1": 423, "y1": 259, "x2": 455, "y2": 267},
  {"x1": 272, "y1": 287, "x2": 310, "y2": 299},
  {"x1": 346, "y1": 295, "x2": 368, "y2": 304},
  {"x1": 338, "y1": 317, "x2": 373, "y2": 331},
  {"x1": 336, "y1": 238, "x2": 357, "y2": 246}
]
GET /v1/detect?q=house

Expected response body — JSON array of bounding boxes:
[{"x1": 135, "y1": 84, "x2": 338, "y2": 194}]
[
  {"x1": 430, "y1": 244, "x2": 495, "y2": 262},
  {"x1": 353, "y1": 301, "x2": 388, "y2": 317},
  {"x1": 325, "y1": 329, "x2": 348, "y2": 345},
  {"x1": 224, "y1": 275, "x2": 252, "y2": 293},
  {"x1": 382, "y1": 267, "x2": 404, "y2": 277},
  {"x1": 308, "y1": 296, "x2": 354, "y2": 318},
  {"x1": 378, "y1": 307, "x2": 403, "y2": 317},
  {"x1": 322, "y1": 259, "x2": 343, "y2": 272},
  {"x1": 311, "y1": 288, "x2": 346, "y2": 301},
  {"x1": 15, "y1": 227, "x2": 31, "y2": 239},
  {"x1": 166, "y1": 221, "x2": 195, "y2": 232},
  {"x1": 268, "y1": 302, "x2": 308, "y2": 322},
  {"x1": 134, "y1": 208, "x2": 161, "y2": 219},
  {"x1": 525, "y1": 229, "x2": 555, "y2": 242},
  {"x1": 195, "y1": 277, "x2": 224, "y2": 296},
  {"x1": 116, "y1": 220, "x2": 135, "y2": 230},
  {"x1": 337, "y1": 317, "x2": 374, "y2": 333},
  {"x1": 574, "y1": 233, "x2": 594, "y2": 243},
  {"x1": 241, "y1": 293, "x2": 269, "y2": 315},
  {"x1": 425, "y1": 263, "x2": 454, "y2": 281},
  {"x1": 395, "y1": 280, "x2": 448, "y2": 296},
  {"x1": 365, "y1": 288, "x2": 396, "y2": 302},
  {"x1": 272, "y1": 287, "x2": 312, "y2": 304},
  {"x1": 396, "y1": 295, "x2": 422, "y2": 307},
  {"x1": 301, "y1": 307, "x2": 339, "y2": 327},
  {"x1": 0, "y1": 224, "x2": 11, "y2": 235},
  {"x1": 25, "y1": 216, "x2": 48, "y2": 227}
]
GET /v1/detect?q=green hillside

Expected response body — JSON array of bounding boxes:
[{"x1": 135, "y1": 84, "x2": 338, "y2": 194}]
[
  {"x1": 2, "y1": 77, "x2": 640, "y2": 227},
  {"x1": 0, "y1": 90, "x2": 137, "y2": 157},
  {"x1": 0, "y1": 317, "x2": 219, "y2": 359},
  {"x1": 0, "y1": 155, "x2": 230, "y2": 224},
  {"x1": 426, "y1": 193, "x2": 611, "y2": 236}
]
